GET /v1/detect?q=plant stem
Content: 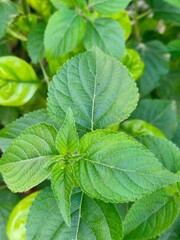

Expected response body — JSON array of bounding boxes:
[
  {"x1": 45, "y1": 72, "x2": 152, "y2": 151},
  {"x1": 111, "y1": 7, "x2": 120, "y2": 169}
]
[
  {"x1": 21, "y1": 0, "x2": 29, "y2": 15},
  {"x1": 6, "y1": 28, "x2": 27, "y2": 41},
  {"x1": 137, "y1": 9, "x2": 152, "y2": 20},
  {"x1": 134, "y1": 0, "x2": 141, "y2": 42},
  {"x1": 39, "y1": 61, "x2": 49, "y2": 85}
]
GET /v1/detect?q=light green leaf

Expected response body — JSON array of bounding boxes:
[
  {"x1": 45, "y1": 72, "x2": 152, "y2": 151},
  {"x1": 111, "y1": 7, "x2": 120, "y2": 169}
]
[
  {"x1": 121, "y1": 119, "x2": 166, "y2": 138},
  {"x1": 131, "y1": 99, "x2": 178, "y2": 139},
  {"x1": 50, "y1": 0, "x2": 74, "y2": 8},
  {"x1": 26, "y1": 188, "x2": 123, "y2": 240},
  {"x1": 0, "y1": 109, "x2": 59, "y2": 152},
  {"x1": 55, "y1": 108, "x2": 79, "y2": 155},
  {"x1": 47, "y1": 48, "x2": 139, "y2": 135},
  {"x1": 51, "y1": 162, "x2": 74, "y2": 226},
  {"x1": 124, "y1": 190, "x2": 179, "y2": 240},
  {"x1": 122, "y1": 48, "x2": 144, "y2": 80},
  {"x1": 73, "y1": 130, "x2": 180, "y2": 203},
  {"x1": 136, "y1": 41, "x2": 169, "y2": 96},
  {"x1": 88, "y1": 0, "x2": 132, "y2": 15},
  {"x1": 83, "y1": 18, "x2": 125, "y2": 59},
  {"x1": 0, "y1": 123, "x2": 58, "y2": 192},
  {"x1": 0, "y1": 1, "x2": 18, "y2": 40},
  {"x1": 45, "y1": 7, "x2": 86, "y2": 57},
  {"x1": 27, "y1": 22, "x2": 46, "y2": 64},
  {"x1": 0, "y1": 56, "x2": 39, "y2": 106},
  {"x1": 139, "y1": 135, "x2": 180, "y2": 173},
  {"x1": 110, "y1": 10, "x2": 132, "y2": 40}
]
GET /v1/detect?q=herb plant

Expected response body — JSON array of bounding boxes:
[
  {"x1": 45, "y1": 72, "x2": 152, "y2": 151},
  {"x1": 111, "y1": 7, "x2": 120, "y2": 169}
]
[{"x1": 0, "y1": 0, "x2": 180, "y2": 239}]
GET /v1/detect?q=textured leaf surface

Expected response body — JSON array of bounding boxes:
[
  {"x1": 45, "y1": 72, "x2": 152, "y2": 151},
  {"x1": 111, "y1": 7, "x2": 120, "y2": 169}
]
[
  {"x1": 73, "y1": 130, "x2": 179, "y2": 203},
  {"x1": 136, "y1": 41, "x2": 169, "y2": 96},
  {"x1": 47, "y1": 48, "x2": 138, "y2": 135},
  {"x1": 83, "y1": 18, "x2": 125, "y2": 59},
  {"x1": 27, "y1": 22, "x2": 46, "y2": 63},
  {"x1": 26, "y1": 188, "x2": 123, "y2": 240},
  {"x1": 131, "y1": 99, "x2": 177, "y2": 139},
  {"x1": 55, "y1": 108, "x2": 79, "y2": 155},
  {"x1": 124, "y1": 190, "x2": 179, "y2": 240},
  {"x1": 0, "y1": 123, "x2": 58, "y2": 192},
  {"x1": 45, "y1": 7, "x2": 86, "y2": 57},
  {"x1": 139, "y1": 135, "x2": 180, "y2": 173},
  {"x1": 88, "y1": 0, "x2": 132, "y2": 14},
  {"x1": 0, "y1": 56, "x2": 39, "y2": 106},
  {"x1": 51, "y1": 163, "x2": 74, "y2": 226},
  {"x1": 0, "y1": 109, "x2": 59, "y2": 152}
]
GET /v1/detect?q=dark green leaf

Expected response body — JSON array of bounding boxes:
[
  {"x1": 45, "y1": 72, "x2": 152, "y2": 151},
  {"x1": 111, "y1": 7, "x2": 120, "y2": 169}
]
[
  {"x1": 73, "y1": 130, "x2": 179, "y2": 203},
  {"x1": 167, "y1": 40, "x2": 180, "y2": 57},
  {"x1": 83, "y1": 18, "x2": 125, "y2": 59},
  {"x1": 131, "y1": 99, "x2": 178, "y2": 139},
  {"x1": 124, "y1": 190, "x2": 179, "y2": 240},
  {"x1": 26, "y1": 188, "x2": 123, "y2": 239},
  {"x1": 0, "y1": 123, "x2": 58, "y2": 192},
  {"x1": 47, "y1": 48, "x2": 138, "y2": 135},
  {"x1": 27, "y1": 22, "x2": 46, "y2": 63}
]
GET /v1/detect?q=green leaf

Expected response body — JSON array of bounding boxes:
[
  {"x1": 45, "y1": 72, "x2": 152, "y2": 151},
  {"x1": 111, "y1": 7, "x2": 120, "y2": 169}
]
[
  {"x1": 0, "y1": 56, "x2": 39, "y2": 106},
  {"x1": 136, "y1": 41, "x2": 169, "y2": 96},
  {"x1": 0, "y1": 123, "x2": 58, "y2": 192},
  {"x1": 0, "y1": 109, "x2": 59, "y2": 152},
  {"x1": 26, "y1": 188, "x2": 123, "y2": 239},
  {"x1": 124, "y1": 190, "x2": 179, "y2": 240},
  {"x1": 122, "y1": 48, "x2": 144, "y2": 80},
  {"x1": 110, "y1": 10, "x2": 132, "y2": 40},
  {"x1": 45, "y1": 7, "x2": 86, "y2": 57},
  {"x1": 88, "y1": 0, "x2": 132, "y2": 15},
  {"x1": 27, "y1": 0, "x2": 52, "y2": 20},
  {"x1": 164, "y1": 0, "x2": 180, "y2": 8},
  {"x1": 55, "y1": 108, "x2": 79, "y2": 155},
  {"x1": 147, "y1": 0, "x2": 180, "y2": 26},
  {"x1": 172, "y1": 119, "x2": 180, "y2": 148},
  {"x1": 0, "y1": 1, "x2": 18, "y2": 40},
  {"x1": 0, "y1": 106, "x2": 19, "y2": 126},
  {"x1": 50, "y1": 0, "x2": 74, "y2": 8},
  {"x1": 167, "y1": 40, "x2": 180, "y2": 57},
  {"x1": 73, "y1": 130, "x2": 179, "y2": 203},
  {"x1": 47, "y1": 48, "x2": 139, "y2": 135},
  {"x1": 139, "y1": 135, "x2": 180, "y2": 173},
  {"x1": 27, "y1": 22, "x2": 46, "y2": 64},
  {"x1": 0, "y1": 188, "x2": 20, "y2": 240},
  {"x1": 131, "y1": 99, "x2": 178, "y2": 139},
  {"x1": 83, "y1": 18, "x2": 125, "y2": 59},
  {"x1": 51, "y1": 163, "x2": 74, "y2": 226},
  {"x1": 121, "y1": 119, "x2": 166, "y2": 138}
]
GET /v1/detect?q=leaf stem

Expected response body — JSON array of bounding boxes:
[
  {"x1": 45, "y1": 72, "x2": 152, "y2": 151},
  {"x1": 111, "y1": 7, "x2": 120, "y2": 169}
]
[
  {"x1": 6, "y1": 28, "x2": 27, "y2": 41},
  {"x1": 21, "y1": 0, "x2": 29, "y2": 15},
  {"x1": 39, "y1": 61, "x2": 49, "y2": 85},
  {"x1": 137, "y1": 9, "x2": 152, "y2": 20}
]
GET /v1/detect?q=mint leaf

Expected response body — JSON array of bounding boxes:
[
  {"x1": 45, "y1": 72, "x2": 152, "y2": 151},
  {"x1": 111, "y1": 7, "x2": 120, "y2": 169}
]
[
  {"x1": 27, "y1": 22, "x2": 46, "y2": 64},
  {"x1": 73, "y1": 130, "x2": 180, "y2": 203},
  {"x1": 0, "y1": 109, "x2": 59, "y2": 152},
  {"x1": 47, "y1": 48, "x2": 139, "y2": 134},
  {"x1": 44, "y1": 7, "x2": 86, "y2": 57},
  {"x1": 26, "y1": 188, "x2": 123, "y2": 239},
  {"x1": 88, "y1": 0, "x2": 132, "y2": 15},
  {"x1": 55, "y1": 108, "x2": 79, "y2": 155},
  {"x1": 139, "y1": 135, "x2": 180, "y2": 173},
  {"x1": 51, "y1": 162, "x2": 74, "y2": 226},
  {"x1": 0, "y1": 123, "x2": 58, "y2": 192},
  {"x1": 83, "y1": 18, "x2": 125, "y2": 59},
  {"x1": 124, "y1": 190, "x2": 179, "y2": 240}
]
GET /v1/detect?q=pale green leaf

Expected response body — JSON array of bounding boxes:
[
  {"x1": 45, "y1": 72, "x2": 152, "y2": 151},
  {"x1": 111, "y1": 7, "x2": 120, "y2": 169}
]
[
  {"x1": 83, "y1": 18, "x2": 125, "y2": 59},
  {"x1": 0, "y1": 123, "x2": 58, "y2": 192},
  {"x1": 45, "y1": 7, "x2": 86, "y2": 57},
  {"x1": 136, "y1": 41, "x2": 169, "y2": 96},
  {"x1": 131, "y1": 99, "x2": 178, "y2": 139},
  {"x1": 0, "y1": 56, "x2": 39, "y2": 106},
  {"x1": 73, "y1": 130, "x2": 180, "y2": 203},
  {"x1": 55, "y1": 108, "x2": 79, "y2": 155},
  {"x1": 124, "y1": 190, "x2": 179, "y2": 240},
  {"x1": 47, "y1": 48, "x2": 139, "y2": 135},
  {"x1": 51, "y1": 162, "x2": 74, "y2": 226},
  {"x1": 0, "y1": 1, "x2": 18, "y2": 40},
  {"x1": 27, "y1": 22, "x2": 46, "y2": 63},
  {"x1": 139, "y1": 135, "x2": 180, "y2": 173},
  {"x1": 0, "y1": 109, "x2": 59, "y2": 152},
  {"x1": 26, "y1": 188, "x2": 123, "y2": 240},
  {"x1": 88, "y1": 0, "x2": 132, "y2": 14}
]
